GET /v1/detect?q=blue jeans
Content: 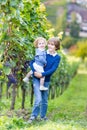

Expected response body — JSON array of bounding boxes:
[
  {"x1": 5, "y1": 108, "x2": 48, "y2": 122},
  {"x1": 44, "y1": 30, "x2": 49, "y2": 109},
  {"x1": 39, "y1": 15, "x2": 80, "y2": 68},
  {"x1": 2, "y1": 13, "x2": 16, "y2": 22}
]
[{"x1": 31, "y1": 77, "x2": 49, "y2": 118}]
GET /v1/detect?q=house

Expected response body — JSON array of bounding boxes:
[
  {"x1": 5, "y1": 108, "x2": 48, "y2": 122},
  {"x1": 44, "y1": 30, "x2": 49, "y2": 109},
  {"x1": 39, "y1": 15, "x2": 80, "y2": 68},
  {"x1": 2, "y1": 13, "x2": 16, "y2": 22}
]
[{"x1": 67, "y1": 2, "x2": 87, "y2": 32}]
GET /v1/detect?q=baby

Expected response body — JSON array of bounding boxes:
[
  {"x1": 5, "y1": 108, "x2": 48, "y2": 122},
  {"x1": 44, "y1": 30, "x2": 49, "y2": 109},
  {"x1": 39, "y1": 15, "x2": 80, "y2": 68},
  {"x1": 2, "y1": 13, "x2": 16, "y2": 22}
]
[{"x1": 23, "y1": 37, "x2": 48, "y2": 91}]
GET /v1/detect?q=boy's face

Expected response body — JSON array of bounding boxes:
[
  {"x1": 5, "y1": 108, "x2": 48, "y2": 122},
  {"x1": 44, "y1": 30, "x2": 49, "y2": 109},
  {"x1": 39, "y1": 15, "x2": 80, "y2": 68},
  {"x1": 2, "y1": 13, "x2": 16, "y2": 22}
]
[
  {"x1": 37, "y1": 40, "x2": 46, "y2": 50},
  {"x1": 48, "y1": 42, "x2": 56, "y2": 52}
]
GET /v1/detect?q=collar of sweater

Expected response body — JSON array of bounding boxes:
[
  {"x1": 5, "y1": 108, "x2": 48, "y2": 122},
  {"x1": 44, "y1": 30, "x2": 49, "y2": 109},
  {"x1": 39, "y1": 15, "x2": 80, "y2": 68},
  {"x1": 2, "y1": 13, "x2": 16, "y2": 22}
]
[{"x1": 47, "y1": 50, "x2": 57, "y2": 56}]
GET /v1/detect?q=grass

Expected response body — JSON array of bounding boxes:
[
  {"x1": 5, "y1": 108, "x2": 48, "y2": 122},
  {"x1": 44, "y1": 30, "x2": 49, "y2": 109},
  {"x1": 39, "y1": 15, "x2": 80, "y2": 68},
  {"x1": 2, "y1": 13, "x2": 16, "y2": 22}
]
[
  {"x1": 47, "y1": 63, "x2": 87, "y2": 129},
  {"x1": 0, "y1": 62, "x2": 87, "y2": 130},
  {"x1": 48, "y1": 74, "x2": 87, "y2": 120}
]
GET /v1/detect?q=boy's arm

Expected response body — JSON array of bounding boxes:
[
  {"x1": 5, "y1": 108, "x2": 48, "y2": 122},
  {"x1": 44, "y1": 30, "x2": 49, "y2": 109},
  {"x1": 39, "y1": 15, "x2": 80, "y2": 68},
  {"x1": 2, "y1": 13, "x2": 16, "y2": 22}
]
[
  {"x1": 30, "y1": 59, "x2": 35, "y2": 72},
  {"x1": 42, "y1": 56, "x2": 61, "y2": 76}
]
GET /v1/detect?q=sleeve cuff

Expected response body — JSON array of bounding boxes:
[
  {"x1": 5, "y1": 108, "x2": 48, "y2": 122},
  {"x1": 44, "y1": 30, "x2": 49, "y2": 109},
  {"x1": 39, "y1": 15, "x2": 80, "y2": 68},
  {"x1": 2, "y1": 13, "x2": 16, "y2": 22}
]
[{"x1": 42, "y1": 72, "x2": 45, "y2": 77}]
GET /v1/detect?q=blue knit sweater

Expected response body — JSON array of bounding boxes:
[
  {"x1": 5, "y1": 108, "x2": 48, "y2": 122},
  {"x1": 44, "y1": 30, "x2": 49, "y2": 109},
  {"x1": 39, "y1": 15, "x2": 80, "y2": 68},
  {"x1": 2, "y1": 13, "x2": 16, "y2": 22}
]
[{"x1": 30, "y1": 52, "x2": 61, "y2": 82}]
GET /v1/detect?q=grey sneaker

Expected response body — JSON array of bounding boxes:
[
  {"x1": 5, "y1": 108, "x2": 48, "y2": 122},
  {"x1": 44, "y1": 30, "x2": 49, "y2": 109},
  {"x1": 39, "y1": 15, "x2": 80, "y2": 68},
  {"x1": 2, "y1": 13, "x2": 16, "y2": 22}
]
[
  {"x1": 40, "y1": 86, "x2": 48, "y2": 91},
  {"x1": 40, "y1": 117, "x2": 48, "y2": 121},
  {"x1": 27, "y1": 116, "x2": 36, "y2": 124},
  {"x1": 23, "y1": 77, "x2": 29, "y2": 83}
]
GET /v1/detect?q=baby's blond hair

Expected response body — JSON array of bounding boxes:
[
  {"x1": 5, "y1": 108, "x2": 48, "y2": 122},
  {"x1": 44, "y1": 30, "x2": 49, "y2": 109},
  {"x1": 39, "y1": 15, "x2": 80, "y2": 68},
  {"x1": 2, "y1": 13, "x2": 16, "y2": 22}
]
[{"x1": 34, "y1": 37, "x2": 47, "y2": 48}]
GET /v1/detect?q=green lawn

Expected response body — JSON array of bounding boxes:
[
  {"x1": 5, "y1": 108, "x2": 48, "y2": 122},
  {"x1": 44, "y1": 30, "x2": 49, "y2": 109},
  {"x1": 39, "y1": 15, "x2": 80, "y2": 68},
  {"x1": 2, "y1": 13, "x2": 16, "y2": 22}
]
[
  {"x1": 0, "y1": 63, "x2": 87, "y2": 130},
  {"x1": 47, "y1": 63, "x2": 87, "y2": 129}
]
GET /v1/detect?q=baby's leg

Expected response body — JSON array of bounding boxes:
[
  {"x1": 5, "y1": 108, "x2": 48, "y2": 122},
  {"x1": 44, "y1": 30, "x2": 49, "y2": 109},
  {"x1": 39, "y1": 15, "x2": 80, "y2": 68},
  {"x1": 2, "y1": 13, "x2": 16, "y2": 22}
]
[
  {"x1": 40, "y1": 77, "x2": 48, "y2": 91},
  {"x1": 23, "y1": 70, "x2": 33, "y2": 83},
  {"x1": 26, "y1": 70, "x2": 33, "y2": 78}
]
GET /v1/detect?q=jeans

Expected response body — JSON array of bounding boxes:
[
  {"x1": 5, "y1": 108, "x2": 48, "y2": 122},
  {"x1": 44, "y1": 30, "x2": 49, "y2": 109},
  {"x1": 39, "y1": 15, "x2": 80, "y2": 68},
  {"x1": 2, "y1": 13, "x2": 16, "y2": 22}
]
[{"x1": 31, "y1": 77, "x2": 49, "y2": 118}]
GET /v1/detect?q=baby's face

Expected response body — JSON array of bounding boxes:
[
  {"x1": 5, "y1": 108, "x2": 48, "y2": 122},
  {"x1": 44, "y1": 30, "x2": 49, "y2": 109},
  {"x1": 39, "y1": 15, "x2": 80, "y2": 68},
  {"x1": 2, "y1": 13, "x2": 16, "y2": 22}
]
[{"x1": 37, "y1": 40, "x2": 46, "y2": 49}]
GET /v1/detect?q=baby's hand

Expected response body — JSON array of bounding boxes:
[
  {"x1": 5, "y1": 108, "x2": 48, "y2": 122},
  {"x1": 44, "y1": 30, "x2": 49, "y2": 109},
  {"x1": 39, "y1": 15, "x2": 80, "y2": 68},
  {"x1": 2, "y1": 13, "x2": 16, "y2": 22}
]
[{"x1": 34, "y1": 72, "x2": 42, "y2": 78}]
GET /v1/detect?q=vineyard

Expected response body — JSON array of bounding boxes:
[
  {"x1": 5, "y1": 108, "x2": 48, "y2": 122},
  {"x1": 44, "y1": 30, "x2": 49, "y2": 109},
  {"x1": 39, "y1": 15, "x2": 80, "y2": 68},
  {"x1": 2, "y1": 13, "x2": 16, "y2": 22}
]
[
  {"x1": 0, "y1": 0, "x2": 79, "y2": 110},
  {"x1": 0, "y1": 0, "x2": 87, "y2": 130}
]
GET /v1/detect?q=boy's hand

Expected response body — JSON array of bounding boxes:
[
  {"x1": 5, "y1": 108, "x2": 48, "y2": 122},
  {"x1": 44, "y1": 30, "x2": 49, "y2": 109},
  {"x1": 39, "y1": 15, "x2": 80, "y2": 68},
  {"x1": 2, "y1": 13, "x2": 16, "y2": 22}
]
[{"x1": 34, "y1": 72, "x2": 42, "y2": 78}]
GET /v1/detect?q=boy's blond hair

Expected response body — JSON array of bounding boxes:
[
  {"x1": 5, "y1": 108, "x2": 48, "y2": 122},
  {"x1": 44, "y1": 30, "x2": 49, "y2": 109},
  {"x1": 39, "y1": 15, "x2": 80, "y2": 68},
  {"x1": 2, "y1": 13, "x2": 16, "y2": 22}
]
[{"x1": 34, "y1": 37, "x2": 47, "y2": 48}]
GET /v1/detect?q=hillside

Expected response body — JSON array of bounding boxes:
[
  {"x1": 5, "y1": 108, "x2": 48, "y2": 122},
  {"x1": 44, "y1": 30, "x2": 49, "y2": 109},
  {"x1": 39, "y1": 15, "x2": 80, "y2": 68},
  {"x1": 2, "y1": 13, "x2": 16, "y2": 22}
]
[{"x1": 41, "y1": 0, "x2": 67, "y2": 25}]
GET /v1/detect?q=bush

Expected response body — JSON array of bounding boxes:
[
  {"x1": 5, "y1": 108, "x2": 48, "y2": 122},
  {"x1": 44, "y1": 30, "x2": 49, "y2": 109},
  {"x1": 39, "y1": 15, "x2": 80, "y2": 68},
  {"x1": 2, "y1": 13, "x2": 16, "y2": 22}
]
[
  {"x1": 75, "y1": 40, "x2": 87, "y2": 60},
  {"x1": 50, "y1": 52, "x2": 79, "y2": 98},
  {"x1": 62, "y1": 36, "x2": 77, "y2": 49},
  {"x1": 70, "y1": 21, "x2": 80, "y2": 38}
]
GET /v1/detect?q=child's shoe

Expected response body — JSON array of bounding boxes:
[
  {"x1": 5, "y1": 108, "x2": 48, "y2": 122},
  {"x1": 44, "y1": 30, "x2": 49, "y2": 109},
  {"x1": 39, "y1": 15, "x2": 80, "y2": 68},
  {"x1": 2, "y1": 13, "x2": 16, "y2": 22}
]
[
  {"x1": 23, "y1": 77, "x2": 29, "y2": 83},
  {"x1": 40, "y1": 86, "x2": 48, "y2": 91}
]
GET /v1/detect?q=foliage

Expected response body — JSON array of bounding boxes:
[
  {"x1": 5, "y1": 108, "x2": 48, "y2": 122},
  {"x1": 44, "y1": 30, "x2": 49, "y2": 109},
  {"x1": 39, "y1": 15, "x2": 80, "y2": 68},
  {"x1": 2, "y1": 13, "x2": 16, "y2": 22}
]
[
  {"x1": 0, "y1": 62, "x2": 87, "y2": 130},
  {"x1": 75, "y1": 40, "x2": 87, "y2": 60},
  {"x1": 49, "y1": 53, "x2": 79, "y2": 98},
  {"x1": 0, "y1": 0, "x2": 80, "y2": 112},
  {"x1": 41, "y1": 0, "x2": 47, "y2": 2},
  {"x1": 62, "y1": 36, "x2": 77, "y2": 49},
  {"x1": 46, "y1": 5, "x2": 59, "y2": 25},
  {"x1": 0, "y1": 0, "x2": 54, "y2": 110},
  {"x1": 67, "y1": 11, "x2": 80, "y2": 38},
  {"x1": 70, "y1": 20, "x2": 80, "y2": 38},
  {"x1": 45, "y1": 0, "x2": 67, "y2": 25},
  {"x1": 54, "y1": 10, "x2": 67, "y2": 36},
  {"x1": 0, "y1": 0, "x2": 51, "y2": 82},
  {"x1": 0, "y1": 0, "x2": 80, "y2": 111}
]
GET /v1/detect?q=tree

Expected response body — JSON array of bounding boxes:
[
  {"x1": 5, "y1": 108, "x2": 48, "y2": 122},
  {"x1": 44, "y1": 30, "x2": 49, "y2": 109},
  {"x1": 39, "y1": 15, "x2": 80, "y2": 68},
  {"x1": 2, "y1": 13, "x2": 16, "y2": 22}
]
[
  {"x1": 70, "y1": 20, "x2": 80, "y2": 38},
  {"x1": 55, "y1": 10, "x2": 67, "y2": 36},
  {"x1": 69, "y1": 12, "x2": 80, "y2": 38}
]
